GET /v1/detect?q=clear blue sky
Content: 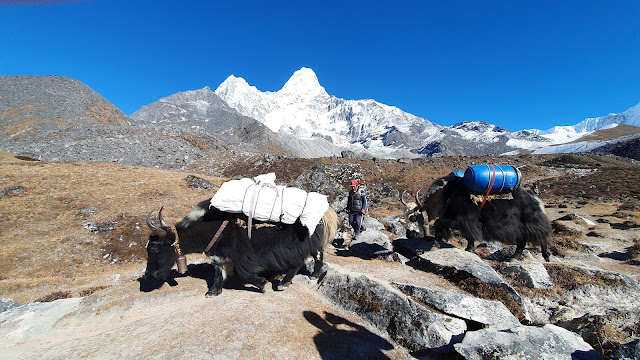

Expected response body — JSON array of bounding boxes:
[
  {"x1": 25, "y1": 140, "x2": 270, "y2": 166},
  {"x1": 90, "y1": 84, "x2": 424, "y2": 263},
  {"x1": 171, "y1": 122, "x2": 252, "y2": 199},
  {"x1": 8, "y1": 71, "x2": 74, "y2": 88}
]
[{"x1": 1, "y1": 0, "x2": 639, "y2": 131}]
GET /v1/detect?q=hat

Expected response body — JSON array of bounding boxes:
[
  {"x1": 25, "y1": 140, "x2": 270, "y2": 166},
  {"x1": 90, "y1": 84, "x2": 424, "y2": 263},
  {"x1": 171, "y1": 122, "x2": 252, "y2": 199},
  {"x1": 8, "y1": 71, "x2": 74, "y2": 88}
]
[{"x1": 350, "y1": 180, "x2": 359, "y2": 186}]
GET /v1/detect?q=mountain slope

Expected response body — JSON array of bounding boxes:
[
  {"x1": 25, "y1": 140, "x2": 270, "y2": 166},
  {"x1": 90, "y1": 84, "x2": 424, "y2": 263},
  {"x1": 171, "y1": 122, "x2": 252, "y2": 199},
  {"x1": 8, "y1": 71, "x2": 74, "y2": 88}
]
[
  {"x1": 130, "y1": 86, "x2": 291, "y2": 156},
  {"x1": 0, "y1": 75, "x2": 130, "y2": 131}
]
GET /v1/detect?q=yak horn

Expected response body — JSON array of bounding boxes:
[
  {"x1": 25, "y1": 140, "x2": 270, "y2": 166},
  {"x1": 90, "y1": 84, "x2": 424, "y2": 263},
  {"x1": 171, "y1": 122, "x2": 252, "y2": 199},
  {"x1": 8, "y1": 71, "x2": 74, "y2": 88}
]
[
  {"x1": 415, "y1": 189, "x2": 423, "y2": 207},
  {"x1": 400, "y1": 190, "x2": 409, "y2": 208},
  {"x1": 146, "y1": 208, "x2": 167, "y2": 237},
  {"x1": 158, "y1": 206, "x2": 168, "y2": 227}
]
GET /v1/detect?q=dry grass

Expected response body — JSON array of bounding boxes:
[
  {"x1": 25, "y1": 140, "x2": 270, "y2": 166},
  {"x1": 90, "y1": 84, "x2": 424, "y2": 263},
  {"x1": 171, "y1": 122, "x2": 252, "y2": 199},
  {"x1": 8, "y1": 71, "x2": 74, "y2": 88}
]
[
  {"x1": 544, "y1": 263, "x2": 627, "y2": 291},
  {"x1": 35, "y1": 290, "x2": 72, "y2": 303},
  {"x1": 539, "y1": 155, "x2": 640, "y2": 201},
  {"x1": 78, "y1": 285, "x2": 112, "y2": 296},
  {"x1": 0, "y1": 152, "x2": 225, "y2": 303}
]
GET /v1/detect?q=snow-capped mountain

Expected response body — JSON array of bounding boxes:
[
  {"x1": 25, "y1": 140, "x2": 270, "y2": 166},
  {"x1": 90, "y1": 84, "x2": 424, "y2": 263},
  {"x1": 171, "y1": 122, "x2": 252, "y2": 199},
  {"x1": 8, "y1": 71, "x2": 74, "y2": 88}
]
[
  {"x1": 529, "y1": 101, "x2": 640, "y2": 144},
  {"x1": 529, "y1": 101, "x2": 640, "y2": 154},
  {"x1": 215, "y1": 68, "x2": 554, "y2": 157},
  {"x1": 215, "y1": 68, "x2": 447, "y2": 157},
  {"x1": 131, "y1": 67, "x2": 639, "y2": 159},
  {"x1": 417, "y1": 121, "x2": 553, "y2": 157}
]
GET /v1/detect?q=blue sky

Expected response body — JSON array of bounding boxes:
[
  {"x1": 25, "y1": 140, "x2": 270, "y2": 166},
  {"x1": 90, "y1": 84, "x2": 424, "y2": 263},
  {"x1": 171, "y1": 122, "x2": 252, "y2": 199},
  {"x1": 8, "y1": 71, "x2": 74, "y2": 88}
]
[{"x1": 1, "y1": 0, "x2": 639, "y2": 131}]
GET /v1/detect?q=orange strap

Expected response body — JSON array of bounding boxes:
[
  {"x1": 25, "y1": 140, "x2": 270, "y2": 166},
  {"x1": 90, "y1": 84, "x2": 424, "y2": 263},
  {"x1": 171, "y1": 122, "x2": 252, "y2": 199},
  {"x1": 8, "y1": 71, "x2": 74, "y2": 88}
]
[{"x1": 480, "y1": 165, "x2": 496, "y2": 209}]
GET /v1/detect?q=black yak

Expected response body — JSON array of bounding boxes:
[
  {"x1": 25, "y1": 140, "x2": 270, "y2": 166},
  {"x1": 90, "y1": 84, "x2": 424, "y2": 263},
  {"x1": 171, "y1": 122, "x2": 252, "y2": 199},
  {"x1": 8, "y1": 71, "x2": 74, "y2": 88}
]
[
  {"x1": 415, "y1": 175, "x2": 552, "y2": 261},
  {"x1": 144, "y1": 199, "x2": 338, "y2": 296}
]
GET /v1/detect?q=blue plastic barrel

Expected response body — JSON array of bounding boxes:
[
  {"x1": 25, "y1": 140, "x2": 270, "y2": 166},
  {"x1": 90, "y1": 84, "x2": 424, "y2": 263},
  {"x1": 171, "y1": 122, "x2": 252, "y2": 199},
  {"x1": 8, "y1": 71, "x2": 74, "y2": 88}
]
[
  {"x1": 449, "y1": 170, "x2": 465, "y2": 178},
  {"x1": 463, "y1": 165, "x2": 522, "y2": 195}
]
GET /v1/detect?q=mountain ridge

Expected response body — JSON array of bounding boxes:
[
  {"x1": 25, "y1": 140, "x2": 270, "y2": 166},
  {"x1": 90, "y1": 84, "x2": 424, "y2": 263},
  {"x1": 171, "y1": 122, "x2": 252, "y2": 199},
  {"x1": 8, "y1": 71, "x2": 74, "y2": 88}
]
[
  {"x1": 1, "y1": 73, "x2": 639, "y2": 162},
  {"x1": 214, "y1": 67, "x2": 640, "y2": 158}
]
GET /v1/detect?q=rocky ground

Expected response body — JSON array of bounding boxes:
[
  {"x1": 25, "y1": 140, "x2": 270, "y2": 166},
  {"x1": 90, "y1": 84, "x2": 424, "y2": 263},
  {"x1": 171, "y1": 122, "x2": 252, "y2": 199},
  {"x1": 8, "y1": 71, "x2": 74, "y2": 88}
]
[{"x1": 0, "y1": 150, "x2": 639, "y2": 359}]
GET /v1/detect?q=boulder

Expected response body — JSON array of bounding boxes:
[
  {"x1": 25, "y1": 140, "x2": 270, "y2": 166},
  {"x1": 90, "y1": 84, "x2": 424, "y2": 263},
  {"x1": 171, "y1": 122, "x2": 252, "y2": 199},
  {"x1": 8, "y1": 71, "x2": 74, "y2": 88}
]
[
  {"x1": 348, "y1": 217, "x2": 402, "y2": 261},
  {"x1": 497, "y1": 261, "x2": 554, "y2": 289},
  {"x1": 411, "y1": 248, "x2": 530, "y2": 322},
  {"x1": 379, "y1": 215, "x2": 420, "y2": 239},
  {"x1": 0, "y1": 297, "x2": 20, "y2": 314},
  {"x1": 0, "y1": 297, "x2": 82, "y2": 343},
  {"x1": 317, "y1": 264, "x2": 467, "y2": 352},
  {"x1": 454, "y1": 324, "x2": 604, "y2": 360},
  {"x1": 394, "y1": 283, "x2": 520, "y2": 328},
  {"x1": 612, "y1": 339, "x2": 640, "y2": 360},
  {"x1": 362, "y1": 216, "x2": 385, "y2": 231}
]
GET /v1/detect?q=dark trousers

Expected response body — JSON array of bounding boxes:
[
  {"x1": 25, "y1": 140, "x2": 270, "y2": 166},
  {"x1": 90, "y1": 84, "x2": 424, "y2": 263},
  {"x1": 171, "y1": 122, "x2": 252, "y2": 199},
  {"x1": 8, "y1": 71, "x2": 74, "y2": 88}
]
[{"x1": 348, "y1": 212, "x2": 363, "y2": 235}]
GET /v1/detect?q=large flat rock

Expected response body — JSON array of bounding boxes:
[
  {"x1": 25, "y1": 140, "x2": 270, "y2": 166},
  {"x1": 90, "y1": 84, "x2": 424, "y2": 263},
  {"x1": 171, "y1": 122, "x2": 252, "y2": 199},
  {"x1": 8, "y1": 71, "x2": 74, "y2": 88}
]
[
  {"x1": 317, "y1": 264, "x2": 467, "y2": 352},
  {"x1": 454, "y1": 324, "x2": 603, "y2": 360},
  {"x1": 412, "y1": 248, "x2": 531, "y2": 322}
]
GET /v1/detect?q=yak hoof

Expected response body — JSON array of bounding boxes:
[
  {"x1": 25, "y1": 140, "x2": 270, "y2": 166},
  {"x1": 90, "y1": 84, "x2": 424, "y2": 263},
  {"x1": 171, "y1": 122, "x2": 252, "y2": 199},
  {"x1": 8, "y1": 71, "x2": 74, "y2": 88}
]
[
  {"x1": 507, "y1": 254, "x2": 524, "y2": 262},
  {"x1": 205, "y1": 288, "x2": 222, "y2": 297},
  {"x1": 255, "y1": 279, "x2": 268, "y2": 293},
  {"x1": 276, "y1": 282, "x2": 292, "y2": 291}
]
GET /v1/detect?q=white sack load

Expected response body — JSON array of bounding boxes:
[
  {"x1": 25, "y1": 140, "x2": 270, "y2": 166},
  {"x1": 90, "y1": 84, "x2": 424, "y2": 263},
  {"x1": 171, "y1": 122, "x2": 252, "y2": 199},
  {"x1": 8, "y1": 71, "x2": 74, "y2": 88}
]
[{"x1": 210, "y1": 173, "x2": 329, "y2": 236}]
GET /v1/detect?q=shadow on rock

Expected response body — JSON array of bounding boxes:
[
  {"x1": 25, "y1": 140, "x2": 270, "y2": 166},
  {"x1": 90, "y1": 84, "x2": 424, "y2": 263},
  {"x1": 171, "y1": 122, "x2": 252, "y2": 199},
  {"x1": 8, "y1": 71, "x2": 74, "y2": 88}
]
[
  {"x1": 392, "y1": 237, "x2": 455, "y2": 259},
  {"x1": 599, "y1": 250, "x2": 631, "y2": 261},
  {"x1": 304, "y1": 310, "x2": 394, "y2": 360},
  {"x1": 334, "y1": 243, "x2": 392, "y2": 260}
]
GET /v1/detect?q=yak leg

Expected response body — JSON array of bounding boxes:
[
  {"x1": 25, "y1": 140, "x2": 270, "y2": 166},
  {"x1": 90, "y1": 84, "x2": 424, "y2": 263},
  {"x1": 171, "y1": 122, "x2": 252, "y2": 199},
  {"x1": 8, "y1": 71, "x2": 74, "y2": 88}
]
[
  {"x1": 244, "y1": 274, "x2": 268, "y2": 293},
  {"x1": 276, "y1": 266, "x2": 302, "y2": 291},
  {"x1": 205, "y1": 264, "x2": 225, "y2": 297},
  {"x1": 311, "y1": 250, "x2": 324, "y2": 278},
  {"x1": 511, "y1": 239, "x2": 527, "y2": 261},
  {"x1": 540, "y1": 239, "x2": 551, "y2": 262},
  {"x1": 459, "y1": 217, "x2": 483, "y2": 252},
  {"x1": 433, "y1": 219, "x2": 452, "y2": 249}
]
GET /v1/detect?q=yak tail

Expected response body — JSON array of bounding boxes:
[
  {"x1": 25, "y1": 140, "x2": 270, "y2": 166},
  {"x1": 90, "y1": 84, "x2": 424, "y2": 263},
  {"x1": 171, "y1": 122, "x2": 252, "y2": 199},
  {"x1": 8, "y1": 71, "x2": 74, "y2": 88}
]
[{"x1": 320, "y1": 207, "x2": 338, "y2": 249}]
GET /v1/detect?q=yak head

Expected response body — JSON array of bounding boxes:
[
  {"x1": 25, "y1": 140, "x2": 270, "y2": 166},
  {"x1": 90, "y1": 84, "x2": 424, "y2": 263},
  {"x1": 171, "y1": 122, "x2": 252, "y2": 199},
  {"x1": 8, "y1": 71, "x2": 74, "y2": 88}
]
[
  {"x1": 399, "y1": 190, "x2": 426, "y2": 238},
  {"x1": 399, "y1": 175, "x2": 458, "y2": 238},
  {"x1": 143, "y1": 207, "x2": 178, "y2": 281}
]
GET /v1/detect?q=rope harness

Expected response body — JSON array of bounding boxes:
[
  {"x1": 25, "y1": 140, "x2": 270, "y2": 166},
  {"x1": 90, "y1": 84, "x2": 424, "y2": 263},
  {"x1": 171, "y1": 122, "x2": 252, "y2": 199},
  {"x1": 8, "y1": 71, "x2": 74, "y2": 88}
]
[
  {"x1": 243, "y1": 183, "x2": 279, "y2": 239},
  {"x1": 170, "y1": 219, "x2": 230, "y2": 272},
  {"x1": 204, "y1": 220, "x2": 229, "y2": 253}
]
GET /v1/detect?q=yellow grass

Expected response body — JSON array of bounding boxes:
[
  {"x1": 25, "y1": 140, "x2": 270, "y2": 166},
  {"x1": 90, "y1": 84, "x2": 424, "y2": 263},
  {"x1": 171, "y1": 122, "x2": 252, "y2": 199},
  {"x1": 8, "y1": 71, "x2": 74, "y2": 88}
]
[{"x1": 0, "y1": 152, "x2": 225, "y2": 303}]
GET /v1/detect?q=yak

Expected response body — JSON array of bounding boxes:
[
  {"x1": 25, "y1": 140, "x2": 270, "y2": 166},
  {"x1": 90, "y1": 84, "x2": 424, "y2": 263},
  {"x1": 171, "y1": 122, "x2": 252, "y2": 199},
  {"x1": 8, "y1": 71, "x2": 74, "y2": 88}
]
[
  {"x1": 144, "y1": 199, "x2": 338, "y2": 296},
  {"x1": 408, "y1": 175, "x2": 552, "y2": 261}
]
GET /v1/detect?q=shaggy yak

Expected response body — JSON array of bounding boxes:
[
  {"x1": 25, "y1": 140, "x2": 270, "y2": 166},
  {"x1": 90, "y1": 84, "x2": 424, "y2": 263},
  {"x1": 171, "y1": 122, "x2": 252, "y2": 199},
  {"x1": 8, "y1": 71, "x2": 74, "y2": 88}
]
[
  {"x1": 144, "y1": 199, "x2": 338, "y2": 296},
  {"x1": 414, "y1": 175, "x2": 552, "y2": 261}
]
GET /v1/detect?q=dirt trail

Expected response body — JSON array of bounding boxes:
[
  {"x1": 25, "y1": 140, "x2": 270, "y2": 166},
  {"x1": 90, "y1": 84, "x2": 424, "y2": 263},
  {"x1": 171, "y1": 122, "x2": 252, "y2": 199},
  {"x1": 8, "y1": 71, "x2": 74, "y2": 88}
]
[{"x1": 0, "y1": 265, "x2": 416, "y2": 360}]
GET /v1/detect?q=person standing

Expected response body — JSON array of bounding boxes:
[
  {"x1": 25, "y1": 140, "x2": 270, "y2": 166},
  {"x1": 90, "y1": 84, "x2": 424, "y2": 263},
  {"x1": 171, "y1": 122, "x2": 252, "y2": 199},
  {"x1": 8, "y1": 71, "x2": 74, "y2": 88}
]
[{"x1": 346, "y1": 180, "x2": 367, "y2": 236}]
